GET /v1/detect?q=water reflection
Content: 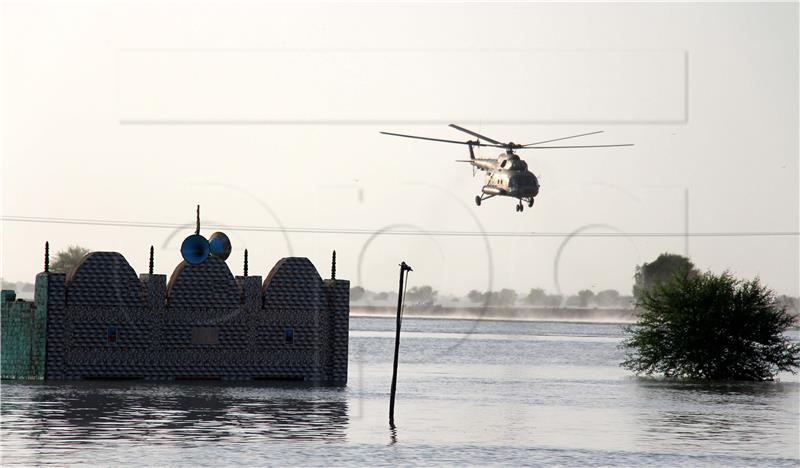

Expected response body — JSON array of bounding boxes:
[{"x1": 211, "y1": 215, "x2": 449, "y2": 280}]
[
  {"x1": 1, "y1": 381, "x2": 349, "y2": 449},
  {"x1": 632, "y1": 379, "x2": 799, "y2": 458}
]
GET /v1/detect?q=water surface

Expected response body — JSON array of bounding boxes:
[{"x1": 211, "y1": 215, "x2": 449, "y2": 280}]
[{"x1": 2, "y1": 318, "x2": 798, "y2": 466}]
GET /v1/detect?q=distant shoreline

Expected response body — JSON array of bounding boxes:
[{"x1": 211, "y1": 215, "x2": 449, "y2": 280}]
[{"x1": 350, "y1": 305, "x2": 638, "y2": 324}]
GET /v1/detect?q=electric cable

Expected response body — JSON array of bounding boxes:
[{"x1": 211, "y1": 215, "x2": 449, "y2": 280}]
[{"x1": 2, "y1": 215, "x2": 796, "y2": 238}]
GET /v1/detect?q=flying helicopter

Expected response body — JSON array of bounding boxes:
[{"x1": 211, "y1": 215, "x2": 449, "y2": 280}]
[{"x1": 381, "y1": 124, "x2": 633, "y2": 212}]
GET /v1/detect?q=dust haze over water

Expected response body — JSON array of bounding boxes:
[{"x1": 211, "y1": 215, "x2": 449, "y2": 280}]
[{"x1": 1, "y1": 2, "x2": 798, "y2": 299}]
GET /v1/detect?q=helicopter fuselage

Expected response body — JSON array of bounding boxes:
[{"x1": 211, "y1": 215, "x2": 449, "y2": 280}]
[
  {"x1": 380, "y1": 123, "x2": 631, "y2": 212},
  {"x1": 473, "y1": 152, "x2": 539, "y2": 200},
  {"x1": 481, "y1": 168, "x2": 539, "y2": 198}
]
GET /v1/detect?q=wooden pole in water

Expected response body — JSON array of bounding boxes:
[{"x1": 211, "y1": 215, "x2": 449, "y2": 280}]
[{"x1": 389, "y1": 261, "x2": 412, "y2": 428}]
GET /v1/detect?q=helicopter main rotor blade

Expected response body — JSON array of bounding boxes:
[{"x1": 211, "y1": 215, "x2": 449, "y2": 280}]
[
  {"x1": 448, "y1": 124, "x2": 505, "y2": 146},
  {"x1": 517, "y1": 143, "x2": 634, "y2": 149},
  {"x1": 380, "y1": 131, "x2": 491, "y2": 147},
  {"x1": 523, "y1": 131, "x2": 605, "y2": 147}
]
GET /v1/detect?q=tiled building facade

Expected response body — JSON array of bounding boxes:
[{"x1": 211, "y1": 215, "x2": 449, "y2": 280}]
[{"x1": 1, "y1": 251, "x2": 349, "y2": 384}]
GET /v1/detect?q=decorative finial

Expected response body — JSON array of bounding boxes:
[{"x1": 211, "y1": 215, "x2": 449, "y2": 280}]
[
  {"x1": 331, "y1": 250, "x2": 336, "y2": 280},
  {"x1": 244, "y1": 249, "x2": 249, "y2": 277},
  {"x1": 149, "y1": 245, "x2": 154, "y2": 274},
  {"x1": 195, "y1": 204, "x2": 200, "y2": 235},
  {"x1": 44, "y1": 241, "x2": 50, "y2": 273}
]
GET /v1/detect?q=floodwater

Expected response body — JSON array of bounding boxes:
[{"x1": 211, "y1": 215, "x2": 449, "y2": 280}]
[{"x1": 2, "y1": 318, "x2": 798, "y2": 466}]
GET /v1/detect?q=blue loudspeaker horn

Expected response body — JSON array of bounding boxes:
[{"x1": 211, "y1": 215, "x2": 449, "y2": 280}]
[
  {"x1": 208, "y1": 231, "x2": 232, "y2": 261},
  {"x1": 181, "y1": 234, "x2": 210, "y2": 265}
]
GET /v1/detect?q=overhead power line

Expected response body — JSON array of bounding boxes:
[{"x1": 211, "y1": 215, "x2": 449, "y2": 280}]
[{"x1": 2, "y1": 215, "x2": 797, "y2": 238}]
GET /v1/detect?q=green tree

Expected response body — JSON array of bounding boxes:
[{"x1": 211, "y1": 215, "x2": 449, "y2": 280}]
[
  {"x1": 543, "y1": 294, "x2": 563, "y2": 308},
  {"x1": 467, "y1": 289, "x2": 518, "y2": 306},
  {"x1": 565, "y1": 295, "x2": 581, "y2": 307},
  {"x1": 622, "y1": 270, "x2": 800, "y2": 381},
  {"x1": 595, "y1": 289, "x2": 621, "y2": 307},
  {"x1": 618, "y1": 295, "x2": 634, "y2": 309},
  {"x1": 490, "y1": 288, "x2": 518, "y2": 307},
  {"x1": 577, "y1": 289, "x2": 595, "y2": 307},
  {"x1": 523, "y1": 288, "x2": 547, "y2": 306},
  {"x1": 633, "y1": 253, "x2": 696, "y2": 301},
  {"x1": 374, "y1": 291, "x2": 389, "y2": 301},
  {"x1": 350, "y1": 286, "x2": 365, "y2": 302},
  {"x1": 777, "y1": 295, "x2": 799, "y2": 316},
  {"x1": 406, "y1": 285, "x2": 437, "y2": 306},
  {"x1": 49, "y1": 245, "x2": 90, "y2": 273},
  {"x1": 467, "y1": 290, "x2": 485, "y2": 303}
]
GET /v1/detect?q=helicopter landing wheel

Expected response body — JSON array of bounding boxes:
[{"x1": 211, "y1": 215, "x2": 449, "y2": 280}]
[
  {"x1": 528, "y1": 198, "x2": 534, "y2": 208},
  {"x1": 475, "y1": 195, "x2": 482, "y2": 206},
  {"x1": 516, "y1": 202, "x2": 523, "y2": 212}
]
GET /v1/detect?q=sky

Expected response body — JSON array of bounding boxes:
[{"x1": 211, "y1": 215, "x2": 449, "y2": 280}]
[{"x1": 1, "y1": 1, "x2": 798, "y2": 298}]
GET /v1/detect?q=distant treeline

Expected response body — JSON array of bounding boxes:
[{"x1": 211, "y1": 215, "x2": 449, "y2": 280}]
[
  {"x1": 350, "y1": 284, "x2": 799, "y2": 315},
  {"x1": 350, "y1": 253, "x2": 800, "y2": 314},
  {"x1": 350, "y1": 285, "x2": 635, "y2": 309},
  {"x1": 3, "y1": 249, "x2": 798, "y2": 316},
  {"x1": 0, "y1": 279, "x2": 35, "y2": 299}
]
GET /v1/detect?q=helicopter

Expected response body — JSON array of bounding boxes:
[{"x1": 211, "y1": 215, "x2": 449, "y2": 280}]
[{"x1": 381, "y1": 124, "x2": 633, "y2": 212}]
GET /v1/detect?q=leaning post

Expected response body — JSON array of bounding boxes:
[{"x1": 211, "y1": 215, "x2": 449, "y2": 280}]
[{"x1": 389, "y1": 261, "x2": 413, "y2": 428}]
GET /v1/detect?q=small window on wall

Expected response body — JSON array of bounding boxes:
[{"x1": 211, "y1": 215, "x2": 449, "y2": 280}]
[
  {"x1": 284, "y1": 327, "x2": 294, "y2": 344},
  {"x1": 107, "y1": 326, "x2": 118, "y2": 344},
  {"x1": 192, "y1": 327, "x2": 219, "y2": 345}
]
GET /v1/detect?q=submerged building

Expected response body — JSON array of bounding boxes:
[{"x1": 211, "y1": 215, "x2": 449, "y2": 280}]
[{"x1": 1, "y1": 237, "x2": 350, "y2": 384}]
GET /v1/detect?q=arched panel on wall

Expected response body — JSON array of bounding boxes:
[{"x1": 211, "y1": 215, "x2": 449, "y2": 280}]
[
  {"x1": 167, "y1": 256, "x2": 240, "y2": 307},
  {"x1": 262, "y1": 257, "x2": 324, "y2": 310},
  {"x1": 65, "y1": 252, "x2": 143, "y2": 306}
]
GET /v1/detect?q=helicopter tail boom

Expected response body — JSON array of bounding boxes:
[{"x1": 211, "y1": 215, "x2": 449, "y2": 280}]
[{"x1": 454, "y1": 159, "x2": 494, "y2": 172}]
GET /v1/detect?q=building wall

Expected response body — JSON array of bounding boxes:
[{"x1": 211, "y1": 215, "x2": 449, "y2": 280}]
[
  {"x1": 5, "y1": 252, "x2": 349, "y2": 384},
  {"x1": 0, "y1": 276, "x2": 48, "y2": 379},
  {"x1": 324, "y1": 279, "x2": 350, "y2": 383}
]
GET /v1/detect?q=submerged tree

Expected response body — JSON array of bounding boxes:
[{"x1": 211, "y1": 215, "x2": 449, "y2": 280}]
[
  {"x1": 49, "y1": 245, "x2": 90, "y2": 273},
  {"x1": 633, "y1": 253, "x2": 696, "y2": 301},
  {"x1": 405, "y1": 285, "x2": 438, "y2": 306},
  {"x1": 577, "y1": 289, "x2": 595, "y2": 308},
  {"x1": 466, "y1": 289, "x2": 518, "y2": 306},
  {"x1": 595, "y1": 289, "x2": 621, "y2": 307},
  {"x1": 622, "y1": 270, "x2": 800, "y2": 381},
  {"x1": 523, "y1": 288, "x2": 547, "y2": 306},
  {"x1": 490, "y1": 289, "x2": 518, "y2": 307},
  {"x1": 467, "y1": 289, "x2": 485, "y2": 303},
  {"x1": 350, "y1": 286, "x2": 366, "y2": 302},
  {"x1": 543, "y1": 294, "x2": 564, "y2": 308}
]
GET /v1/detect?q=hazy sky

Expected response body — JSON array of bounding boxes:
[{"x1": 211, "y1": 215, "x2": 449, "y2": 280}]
[{"x1": 2, "y1": 1, "x2": 798, "y2": 297}]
